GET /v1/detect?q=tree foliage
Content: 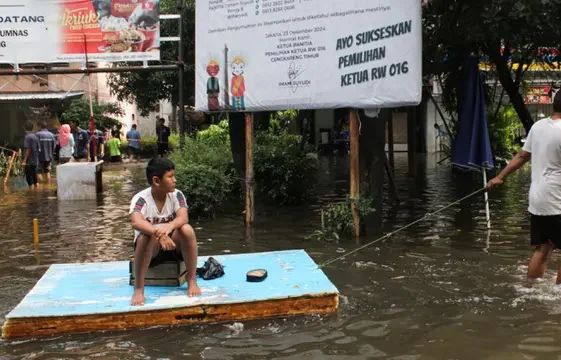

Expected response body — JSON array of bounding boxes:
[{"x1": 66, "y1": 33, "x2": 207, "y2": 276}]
[
  {"x1": 106, "y1": 0, "x2": 195, "y2": 115},
  {"x1": 60, "y1": 98, "x2": 124, "y2": 129},
  {"x1": 423, "y1": 0, "x2": 561, "y2": 132}
]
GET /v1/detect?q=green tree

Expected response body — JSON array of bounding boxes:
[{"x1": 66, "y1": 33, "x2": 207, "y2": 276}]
[
  {"x1": 423, "y1": 0, "x2": 561, "y2": 133},
  {"x1": 106, "y1": 0, "x2": 195, "y2": 115},
  {"x1": 60, "y1": 98, "x2": 124, "y2": 128}
]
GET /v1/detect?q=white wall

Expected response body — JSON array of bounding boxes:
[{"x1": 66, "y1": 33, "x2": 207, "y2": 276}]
[
  {"x1": 425, "y1": 92, "x2": 451, "y2": 154},
  {"x1": 96, "y1": 69, "x2": 176, "y2": 138},
  {"x1": 314, "y1": 109, "x2": 335, "y2": 146},
  {"x1": 136, "y1": 100, "x2": 175, "y2": 137}
]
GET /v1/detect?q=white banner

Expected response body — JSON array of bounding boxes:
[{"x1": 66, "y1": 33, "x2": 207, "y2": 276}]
[
  {"x1": 0, "y1": 0, "x2": 161, "y2": 64},
  {"x1": 195, "y1": 0, "x2": 422, "y2": 112}
]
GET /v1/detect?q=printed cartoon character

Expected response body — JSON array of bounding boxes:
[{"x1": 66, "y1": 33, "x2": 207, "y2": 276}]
[
  {"x1": 230, "y1": 56, "x2": 246, "y2": 111},
  {"x1": 206, "y1": 60, "x2": 220, "y2": 111},
  {"x1": 92, "y1": 0, "x2": 112, "y2": 18}
]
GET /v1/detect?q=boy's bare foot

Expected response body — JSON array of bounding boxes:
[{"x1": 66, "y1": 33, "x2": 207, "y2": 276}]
[
  {"x1": 187, "y1": 280, "x2": 201, "y2": 297},
  {"x1": 131, "y1": 289, "x2": 145, "y2": 306}
]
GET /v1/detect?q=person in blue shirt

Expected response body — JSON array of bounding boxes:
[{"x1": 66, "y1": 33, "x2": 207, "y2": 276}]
[
  {"x1": 35, "y1": 121, "x2": 56, "y2": 184},
  {"x1": 21, "y1": 121, "x2": 39, "y2": 189},
  {"x1": 69, "y1": 120, "x2": 90, "y2": 161},
  {"x1": 126, "y1": 124, "x2": 142, "y2": 162}
]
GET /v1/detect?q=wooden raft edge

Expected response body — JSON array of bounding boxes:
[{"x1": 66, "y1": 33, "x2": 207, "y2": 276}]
[{"x1": 2, "y1": 293, "x2": 339, "y2": 340}]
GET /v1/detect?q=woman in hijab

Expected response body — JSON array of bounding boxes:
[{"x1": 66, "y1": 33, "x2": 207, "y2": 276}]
[{"x1": 58, "y1": 124, "x2": 75, "y2": 164}]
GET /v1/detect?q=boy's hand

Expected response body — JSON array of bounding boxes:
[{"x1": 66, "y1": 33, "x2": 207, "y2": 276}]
[
  {"x1": 159, "y1": 224, "x2": 175, "y2": 236},
  {"x1": 159, "y1": 235, "x2": 176, "y2": 251},
  {"x1": 153, "y1": 225, "x2": 174, "y2": 240}
]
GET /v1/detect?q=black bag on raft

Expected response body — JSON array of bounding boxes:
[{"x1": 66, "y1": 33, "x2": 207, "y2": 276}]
[{"x1": 196, "y1": 257, "x2": 225, "y2": 280}]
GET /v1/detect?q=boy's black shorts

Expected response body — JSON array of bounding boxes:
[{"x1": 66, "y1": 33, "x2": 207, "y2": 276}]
[
  {"x1": 531, "y1": 214, "x2": 561, "y2": 248},
  {"x1": 134, "y1": 230, "x2": 183, "y2": 268},
  {"x1": 25, "y1": 165, "x2": 37, "y2": 186},
  {"x1": 149, "y1": 248, "x2": 183, "y2": 268}
]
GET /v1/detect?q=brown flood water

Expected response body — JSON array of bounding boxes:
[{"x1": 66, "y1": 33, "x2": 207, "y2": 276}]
[{"x1": 0, "y1": 154, "x2": 559, "y2": 360}]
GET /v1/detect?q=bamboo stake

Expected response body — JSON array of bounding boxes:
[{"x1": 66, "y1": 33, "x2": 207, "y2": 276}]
[
  {"x1": 244, "y1": 113, "x2": 254, "y2": 227},
  {"x1": 349, "y1": 109, "x2": 360, "y2": 238},
  {"x1": 3, "y1": 151, "x2": 17, "y2": 186}
]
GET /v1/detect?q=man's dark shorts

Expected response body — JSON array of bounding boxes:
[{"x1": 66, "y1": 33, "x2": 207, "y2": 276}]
[
  {"x1": 531, "y1": 214, "x2": 561, "y2": 248},
  {"x1": 37, "y1": 161, "x2": 51, "y2": 174},
  {"x1": 25, "y1": 165, "x2": 37, "y2": 186},
  {"x1": 134, "y1": 230, "x2": 183, "y2": 268},
  {"x1": 128, "y1": 146, "x2": 140, "y2": 155}
]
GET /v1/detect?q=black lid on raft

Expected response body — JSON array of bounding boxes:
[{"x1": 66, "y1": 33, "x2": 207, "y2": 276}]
[{"x1": 246, "y1": 269, "x2": 268, "y2": 282}]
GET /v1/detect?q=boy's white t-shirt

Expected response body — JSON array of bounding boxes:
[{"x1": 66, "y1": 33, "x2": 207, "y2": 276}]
[
  {"x1": 523, "y1": 117, "x2": 561, "y2": 216},
  {"x1": 129, "y1": 187, "x2": 188, "y2": 241}
]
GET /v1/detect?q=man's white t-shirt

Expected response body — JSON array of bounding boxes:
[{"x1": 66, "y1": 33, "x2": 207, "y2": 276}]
[
  {"x1": 523, "y1": 117, "x2": 561, "y2": 215},
  {"x1": 129, "y1": 187, "x2": 188, "y2": 241}
]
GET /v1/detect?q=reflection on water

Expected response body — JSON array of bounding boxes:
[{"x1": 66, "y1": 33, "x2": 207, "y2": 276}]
[{"x1": 0, "y1": 153, "x2": 558, "y2": 359}]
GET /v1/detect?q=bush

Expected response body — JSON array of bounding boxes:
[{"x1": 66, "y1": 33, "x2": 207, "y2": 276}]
[
  {"x1": 307, "y1": 196, "x2": 376, "y2": 241},
  {"x1": 173, "y1": 162, "x2": 233, "y2": 217},
  {"x1": 0, "y1": 151, "x2": 23, "y2": 178},
  {"x1": 268, "y1": 110, "x2": 298, "y2": 134},
  {"x1": 486, "y1": 105, "x2": 523, "y2": 164},
  {"x1": 168, "y1": 137, "x2": 234, "y2": 218},
  {"x1": 254, "y1": 132, "x2": 318, "y2": 205},
  {"x1": 60, "y1": 98, "x2": 123, "y2": 129},
  {"x1": 196, "y1": 120, "x2": 229, "y2": 146},
  {"x1": 111, "y1": 134, "x2": 180, "y2": 157}
]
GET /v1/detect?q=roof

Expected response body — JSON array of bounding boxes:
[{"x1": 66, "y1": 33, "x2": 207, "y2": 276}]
[{"x1": 0, "y1": 91, "x2": 84, "y2": 102}]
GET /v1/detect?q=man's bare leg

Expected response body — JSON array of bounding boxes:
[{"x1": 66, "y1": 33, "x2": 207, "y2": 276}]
[
  {"x1": 171, "y1": 224, "x2": 201, "y2": 297},
  {"x1": 556, "y1": 267, "x2": 561, "y2": 285},
  {"x1": 132, "y1": 234, "x2": 160, "y2": 306},
  {"x1": 528, "y1": 243, "x2": 554, "y2": 280}
]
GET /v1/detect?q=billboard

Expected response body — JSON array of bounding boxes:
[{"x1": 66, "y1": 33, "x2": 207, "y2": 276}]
[
  {"x1": 525, "y1": 86, "x2": 558, "y2": 105},
  {"x1": 0, "y1": 0, "x2": 160, "y2": 64},
  {"x1": 195, "y1": 0, "x2": 422, "y2": 112}
]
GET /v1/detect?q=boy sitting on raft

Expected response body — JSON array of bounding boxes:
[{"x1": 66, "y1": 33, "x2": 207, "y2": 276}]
[{"x1": 129, "y1": 157, "x2": 201, "y2": 306}]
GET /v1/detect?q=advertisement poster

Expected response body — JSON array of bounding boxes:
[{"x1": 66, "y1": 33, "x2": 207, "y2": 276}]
[
  {"x1": 195, "y1": 0, "x2": 422, "y2": 112},
  {"x1": 0, "y1": 0, "x2": 160, "y2": 64},
  {"x1": 525, "y1": 86, "x2": 552, "y2": 104}
]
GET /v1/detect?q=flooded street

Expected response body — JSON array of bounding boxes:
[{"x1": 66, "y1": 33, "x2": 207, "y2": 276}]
[{"x1": 0, "y1": 153, "x2": 558, "y2": 359}]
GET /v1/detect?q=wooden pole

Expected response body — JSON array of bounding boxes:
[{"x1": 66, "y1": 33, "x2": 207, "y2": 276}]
[
  {"x1": 84, "y1": 35, "x2": 97, "y2": 161},
  {"x1": 224, "y1": 45, "x2": 230, "y2": 108},
  {"x1": 245, "y1": 113, "x2": 254, "y2": 227},
  {"x1": 385, "y1": 154, "x2": 400, "y2": 204},
  {"x1": 387, "y1": 111, "x2": 395, "y2": 170},
  {"x1": 33, "y1": 218, "x2": 39, "y2": 244},
  {"x1": 178, "y1": 0, "x2": 187, "y2": 145},
  {"x1": 3, "y1": 151, "x2": 17, "y2": 186},
  {"x1": 349, "y1": 109, "x2": 360, "y2": 238},
  {"x1": 407, "y1": 107, "x2": 417, "y2": 178}
]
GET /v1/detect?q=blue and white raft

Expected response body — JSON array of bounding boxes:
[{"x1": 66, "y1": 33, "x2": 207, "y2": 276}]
[{"x1": 2, "y1": 250, "x2": 339, "y2": 339}]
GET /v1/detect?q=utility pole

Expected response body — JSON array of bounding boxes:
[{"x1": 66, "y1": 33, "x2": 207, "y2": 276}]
[{"x1": 177, "y1": 0, "x2": 186, "y2": 149}]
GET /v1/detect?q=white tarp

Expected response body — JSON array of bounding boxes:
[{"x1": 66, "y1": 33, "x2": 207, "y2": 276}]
[{"x1": 195, "y1": 0, "x2": 422, "y2": 112}]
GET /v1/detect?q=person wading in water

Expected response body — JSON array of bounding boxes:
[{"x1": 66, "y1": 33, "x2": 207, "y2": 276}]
[{"x1": 488, "y1": 91, "x2": 561, "y2": 284}]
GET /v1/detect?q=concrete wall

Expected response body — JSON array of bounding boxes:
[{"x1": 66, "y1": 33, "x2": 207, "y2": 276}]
[
  {"x1": 425, "y1": 96, "x2": 452, "y2": 154},
  {"x1": 0, "y1": 104, "x2": 22, "y2": 147},
  {"x1": 314, "y1": 109, "x2": 335, "y2": 146},
  {"x1": 388, "y1": 110, "x2": 408, "y2": 152},
  {"x1": 96, "y1": 69, "x2": 175, "y2": 137},
  {"x1": 0, "y1": 64, "x2": 100, "y2": 148},
  {"x1": 312, "y1": 108, "x2": 410, "y2": 150},
  {"x1": 0, "y1": 64, "x2": 98, "y2": 94}
]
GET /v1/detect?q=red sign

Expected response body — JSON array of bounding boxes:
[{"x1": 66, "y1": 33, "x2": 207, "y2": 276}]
[{"x1": 525, "y1": 87, "x2": 552, "y2": 104}]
